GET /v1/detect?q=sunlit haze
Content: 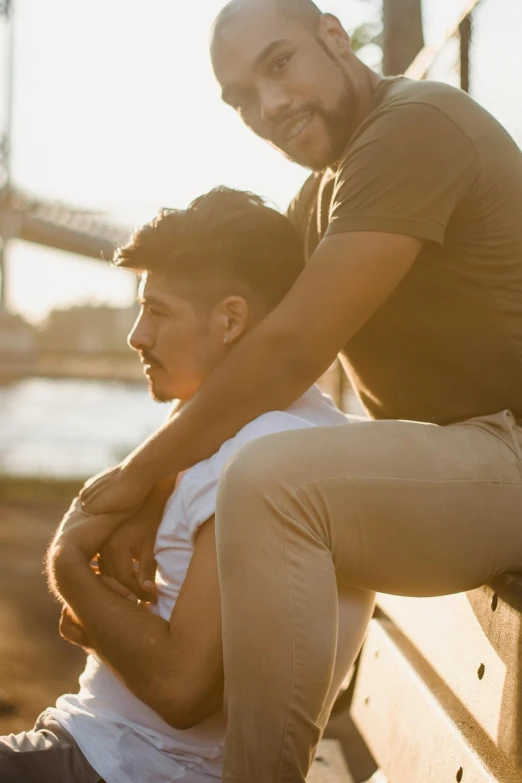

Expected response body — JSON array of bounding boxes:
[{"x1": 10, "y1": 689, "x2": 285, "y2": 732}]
[{"x1": 3, "y1": 0, "x2": 521, "y2": 322}]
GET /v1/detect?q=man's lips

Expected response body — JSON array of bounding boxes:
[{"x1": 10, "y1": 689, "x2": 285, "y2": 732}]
[
  {"x1": 277, "y1": 111, "x2": 314, "y2": 143},
  {"x1": 140, "y1": 356, "x2": 163, "y2": 374}
]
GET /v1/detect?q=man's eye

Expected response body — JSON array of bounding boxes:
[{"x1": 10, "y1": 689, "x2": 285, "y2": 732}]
[{"x1": 273, "y1": 53, "x2": 292, "y2": 72}]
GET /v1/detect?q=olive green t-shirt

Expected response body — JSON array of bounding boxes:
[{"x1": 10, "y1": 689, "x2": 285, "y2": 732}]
[{"x1": 288, "y1": 78, "x2": 522, "y2": 425}]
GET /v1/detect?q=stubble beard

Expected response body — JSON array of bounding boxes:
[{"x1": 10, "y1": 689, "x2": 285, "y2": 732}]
[
  {"x1": 148, "y1": 380, "x2": 172, "y2": 404},
  {"x1": 276, "y1": 87, "x2": 355, "y2": 171}
]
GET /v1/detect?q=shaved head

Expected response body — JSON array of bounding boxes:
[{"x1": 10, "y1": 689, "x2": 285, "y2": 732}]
[
  {"x1": 210, "y1": 0, "x2": 367, "y2": 171},
  {"x1": 213, "y1": 0, "x2": 323, "y2": 43}
]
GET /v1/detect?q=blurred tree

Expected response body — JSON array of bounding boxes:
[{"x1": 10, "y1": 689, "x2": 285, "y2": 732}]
[
  {"x1": 382, "y1": 0, "x2": 424, "y2": 75},
  {"x1": 349, "y1": 0, "x2": 384, "y2": 72},
  {"x1": 351, "y1": 18, "x2": 382, "y2": 54}
]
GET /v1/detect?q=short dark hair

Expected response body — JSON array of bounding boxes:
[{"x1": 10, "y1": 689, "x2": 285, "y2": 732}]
[
  {"x1": 114, "y1": 187, "x2": 305, "y2": 311},
  {"x1": 213, "y1": 0, "x2": 322, "y2": 42}
]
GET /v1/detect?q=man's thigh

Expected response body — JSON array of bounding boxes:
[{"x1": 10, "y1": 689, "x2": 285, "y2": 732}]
[
  {"x1": 222, "y1": 409, "x2": 522, "y2": 596},
  {"x1": 0, "y1": 711, "x2": 103, "y2": 783}
]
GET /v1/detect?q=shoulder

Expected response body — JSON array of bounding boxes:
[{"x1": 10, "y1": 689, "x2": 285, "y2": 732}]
[
  {"x1": 182, "y1": 388, "x2": 345, "y2": 494},
  {"x1": 372, "y1": 77, "x2": 475, "y2": 118},
  {"x1": 351, "y1": 77, "x2": 488, "y2": 152},
  {"x1": 174, "y1": 404, "x2": 332, "y2": 540},
  {"x1": 190, "y1": 411, "x2": 316, "y2": 484},
  {"x1": 334, "y1": 78, "x2": 481, "y2": 188}
]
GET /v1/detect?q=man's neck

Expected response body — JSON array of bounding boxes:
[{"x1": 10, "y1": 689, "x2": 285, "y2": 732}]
[
  {"x1": 327, "y1": 66, "x2": 383, "y2": 174},
  {"x1": 357, "y1": 66, "x2": 384, "y2": 126}
]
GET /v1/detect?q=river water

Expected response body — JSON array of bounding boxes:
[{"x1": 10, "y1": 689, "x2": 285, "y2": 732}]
[
  {"x1": 0, "y1": 377, "x2": 361, "y2": 482},
  {"x1": 0, "y1": 378, "x2": 168, "y2": 480}
]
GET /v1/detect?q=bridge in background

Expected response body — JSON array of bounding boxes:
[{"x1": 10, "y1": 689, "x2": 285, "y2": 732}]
[
  {"x1": 0, "y1": 0, "x2": 128, "y2": 315},
  {"x1": 0, "y1": 189, "x2": 128, "y2": 301}
]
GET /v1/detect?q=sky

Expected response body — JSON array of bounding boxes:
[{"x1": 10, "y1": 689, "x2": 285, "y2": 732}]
[{"x1": 2, "y1": 0, "x2": 521, "y2": 323}]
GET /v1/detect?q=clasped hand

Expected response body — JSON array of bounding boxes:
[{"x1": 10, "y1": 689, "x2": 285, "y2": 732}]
[
  {"x1": 51, "y1": 463, "x2": 157, "y2": 599},
  {"x1": 53, "y1": 489, "x2": 157, "y2": 606},
  {"x1": 53, "y1": 496, "x2": 129, "y2": 561},
  {"x1": 80, "y1": 463, "x2": 151, "y2": 516}
]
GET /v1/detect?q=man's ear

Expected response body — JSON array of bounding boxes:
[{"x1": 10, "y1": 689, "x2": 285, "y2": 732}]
[
  {"x1": 318, "y1": 13, "x2": 352, "y2": 57},
  {"x1": 214, "y1": 295, "x2": 251, "y2": 346}
]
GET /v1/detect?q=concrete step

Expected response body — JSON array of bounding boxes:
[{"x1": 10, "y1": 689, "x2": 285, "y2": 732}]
[
  {"x1": 377, "y1": 574, "x2": 522, "y2": 768},
  {"x1": 352, "y1": 617, "x2": 522, "y2": 783},
  {"x1": 308, "y1": 739, "x2": 354, "y2": 783}
]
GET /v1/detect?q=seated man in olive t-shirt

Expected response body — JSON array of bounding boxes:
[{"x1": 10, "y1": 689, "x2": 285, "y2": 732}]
[{"x1": 287, "y1": 76, "x2": 522, "y2": 424}]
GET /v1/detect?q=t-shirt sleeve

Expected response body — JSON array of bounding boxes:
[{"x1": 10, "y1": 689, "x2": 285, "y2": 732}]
[
  {"x1": 326, "y1": 102, "x2": 479, "y2": 245},
  {"x1": 180, "y1": 413, "x2": 316, "y2": 543}
]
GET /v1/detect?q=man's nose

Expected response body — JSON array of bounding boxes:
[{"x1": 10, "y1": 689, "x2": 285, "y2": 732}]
[
  {"x1": 128, "y1": 314, "x2": 153, "y2": 353},
  {"x1": 258, "y1": 81, "x2": 292, "y2": 124}
]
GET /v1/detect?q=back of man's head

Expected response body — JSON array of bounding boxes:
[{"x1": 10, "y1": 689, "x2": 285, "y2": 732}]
[{"x1": 114, "y1": 187, "x2": 305, "y2": 312}]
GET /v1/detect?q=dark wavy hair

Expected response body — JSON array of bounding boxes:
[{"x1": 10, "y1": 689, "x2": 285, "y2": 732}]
[{"x1": 114, "y1": 187, "x2": 305, "y2": 311}]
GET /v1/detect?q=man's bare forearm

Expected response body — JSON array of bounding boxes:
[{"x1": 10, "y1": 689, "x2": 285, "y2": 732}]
[{"x1": 49, "y1": 543, "x2": 183, "y2": 723}]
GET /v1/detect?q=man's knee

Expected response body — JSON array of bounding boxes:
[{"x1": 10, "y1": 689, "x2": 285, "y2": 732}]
[
  {"x1": 218, "y1": 434, "x2": 285, "y2": 504},
  {"x1": 215, "y1": 434, "x2": 294, "y2": 557}
]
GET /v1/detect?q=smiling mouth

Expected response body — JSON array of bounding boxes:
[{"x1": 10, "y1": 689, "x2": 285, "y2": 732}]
[{"x1": 279, "y1": 112, "x2": 314, "y2": 144}]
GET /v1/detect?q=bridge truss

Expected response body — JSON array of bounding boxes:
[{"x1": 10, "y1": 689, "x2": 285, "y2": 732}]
[{"x1": 0, "y1": 0, "x2": 128, "y2": 312}]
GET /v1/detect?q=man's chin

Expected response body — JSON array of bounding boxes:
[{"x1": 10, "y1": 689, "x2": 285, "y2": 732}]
[
  {"x1": 275, "y1": 137, "x2": 343, "y2": 172},
  {"x1": 148, "y1": 382, "x2": 173, "y2": 404}
]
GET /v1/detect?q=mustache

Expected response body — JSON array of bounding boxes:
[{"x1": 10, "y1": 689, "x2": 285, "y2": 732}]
[{"x1": 140, "y1": 351, "x2": 164, "y2": 370}]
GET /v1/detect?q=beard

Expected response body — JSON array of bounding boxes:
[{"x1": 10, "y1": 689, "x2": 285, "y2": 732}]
[
  {"x1": 140, "y1": 350, "x2": 172, "y2": 403},
  {"x1": 274, "y1": 85, "x2": 356, "y2": 171},
  {"x1": 148, "y1": 379, "x2": 173, "y2": 404},
  {"x1": 269, "y1": 47, "x2": 359, "y2": 171}
]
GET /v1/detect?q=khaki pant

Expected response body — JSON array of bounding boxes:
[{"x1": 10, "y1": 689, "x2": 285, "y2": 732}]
[{"x1": 215, "y1": 410, "x2": 522, "y2": 782}]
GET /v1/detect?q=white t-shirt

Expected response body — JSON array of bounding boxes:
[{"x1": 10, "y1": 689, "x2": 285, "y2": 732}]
[{"x1": 49, "y1": 386, "x2": 348, "y2": 783}]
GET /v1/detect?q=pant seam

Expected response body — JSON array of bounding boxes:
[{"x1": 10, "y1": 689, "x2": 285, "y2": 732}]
[
  {"x1": 276, "y1": 506, "x2": 297, "y2": 783},
  {"x1": 280, "y1": 476, "x2": 522, "y2": 507}
]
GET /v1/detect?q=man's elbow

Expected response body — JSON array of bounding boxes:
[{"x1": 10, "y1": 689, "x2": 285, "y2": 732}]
[
  {"x1": 161, "y1": 704, "x2": 201, "y2": 731},
  {"x1": 156, "y1": 680, "x2": 222, "y2": 730}
]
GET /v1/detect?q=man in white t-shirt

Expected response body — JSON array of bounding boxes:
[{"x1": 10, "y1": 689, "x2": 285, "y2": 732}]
[{"x1": 0, "y1": 188, "x2": 375, "y2": 783}]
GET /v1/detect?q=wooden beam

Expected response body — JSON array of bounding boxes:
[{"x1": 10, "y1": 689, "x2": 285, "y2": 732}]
[
  {"x1": 405, "y1": 0, "x2": 482, "y2": 81},
  {"x1": 382, "y1": 0, "x2": 424, "y2": 76},
  {"x1": 459, "y1": 13, "x2": 472, "y2": 92},
  {"x1": 307, "y1": 739, "x2": 354, "y2": 783}
]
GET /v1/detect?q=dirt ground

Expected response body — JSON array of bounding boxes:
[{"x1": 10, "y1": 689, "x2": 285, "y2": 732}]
[{"x1": 0, "y1": 495, "x2": 85, "y2": 735}]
